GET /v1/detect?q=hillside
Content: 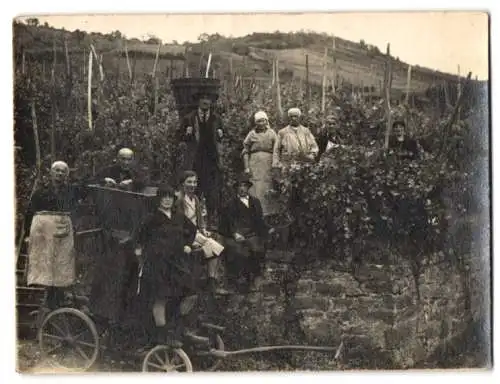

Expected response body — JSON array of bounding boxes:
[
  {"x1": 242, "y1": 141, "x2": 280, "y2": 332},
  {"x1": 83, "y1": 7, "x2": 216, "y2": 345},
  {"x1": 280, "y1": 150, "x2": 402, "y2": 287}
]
[{"x1": 13, "y1": 19, "x2": 478, "y2": 100}]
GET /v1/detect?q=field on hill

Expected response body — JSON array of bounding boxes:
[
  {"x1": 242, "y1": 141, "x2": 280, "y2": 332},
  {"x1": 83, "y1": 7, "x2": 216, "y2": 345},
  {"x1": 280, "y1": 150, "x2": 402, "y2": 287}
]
[{"x1": 14, "y1": 20, "x2": 480, "y2": 103}]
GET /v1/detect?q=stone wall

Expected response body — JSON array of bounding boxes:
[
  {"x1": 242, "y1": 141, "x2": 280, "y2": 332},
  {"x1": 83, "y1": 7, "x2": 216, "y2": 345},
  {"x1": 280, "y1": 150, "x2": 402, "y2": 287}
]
[{"x1": 218, "y1": 249, "x2": 485, "y2": 370}]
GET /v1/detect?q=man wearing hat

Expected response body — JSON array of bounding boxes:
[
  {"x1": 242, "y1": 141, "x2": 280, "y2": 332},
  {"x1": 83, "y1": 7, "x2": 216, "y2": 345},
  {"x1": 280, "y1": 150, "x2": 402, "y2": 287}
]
[
  {"x1": 219, "y1": 174, "x2": 274, "y2": 291},
  {"x1": 273, "y1": 108, "x2": 319, "y2": 169},
  {"x1": 178, "y1": 91, "x2": 225, "y2": 228}
]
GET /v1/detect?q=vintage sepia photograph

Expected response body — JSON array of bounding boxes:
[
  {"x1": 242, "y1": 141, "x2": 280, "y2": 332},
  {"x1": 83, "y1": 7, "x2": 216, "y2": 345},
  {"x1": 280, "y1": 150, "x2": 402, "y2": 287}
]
[{"x1": 12, "y1": 11, "x2": 490, "y2": 373}]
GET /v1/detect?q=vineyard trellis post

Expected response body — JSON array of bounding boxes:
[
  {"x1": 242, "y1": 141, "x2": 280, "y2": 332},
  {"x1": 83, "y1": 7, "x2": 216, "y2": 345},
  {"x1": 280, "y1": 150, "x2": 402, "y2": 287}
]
[
  {"x1": 443, "y1": 80, "x2": 451, "y2": 110},
  {"x1": 305, "y1": 53, "x2": 310, "y2": 114},
  {"x1": 17, "y1": 102, "x2": 42, "y2": 261},
  {"x1": 124, "y1": 40, "x2": 132, "y2": 81},
  {"x1": 21, "y1": 50, "x2": 26, "y2": 75},
  {"x1": 205, "y1": 52, "x2": 212, "y2": 78},
  {"x1": 51, "y1": 37, "x2": 56, "y2": 84},
  {"x1": 64, "y1": 39, "x2": 71, "y2": 79},
  {"x1": 321, "y1": 47, "x2": 327, "y2": 115},
  {"x1": 87, "y1": 50, "x2": 93, "y2": 132},
  {"x1": 275, "y1": 56, "x2": 283, "y2": 119},
  {"x1": 405, "y1": 64, "x2": 412, "y2": 105},
  {"x1": 331, "y1": 35, "x2": 337, "y2": 94},
  {"x1": 383, "y1": 43, "x2": 393, "y2": 151},
  {"x1": 457, "y1": 64, "x2": 462, "y2": 120},
  {"x1": 439, "y1": 72, "x2": 472, "y2": 157},
  {"x1": 152, "y1": 41, "x2": 161, "y2": 77}
]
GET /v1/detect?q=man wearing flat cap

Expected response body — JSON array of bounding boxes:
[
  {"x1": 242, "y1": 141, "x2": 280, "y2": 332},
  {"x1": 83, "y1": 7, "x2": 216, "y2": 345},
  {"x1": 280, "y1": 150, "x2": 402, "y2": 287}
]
[
  {"x1": 178, "y1": 91, "x2": 225, "y2": 228},
  {"x1": 273, "y1": 108, "x2": 319, "y2": 169},
  {"x1": 219, "y1": 173, "x2": 274, "y2": 291}
]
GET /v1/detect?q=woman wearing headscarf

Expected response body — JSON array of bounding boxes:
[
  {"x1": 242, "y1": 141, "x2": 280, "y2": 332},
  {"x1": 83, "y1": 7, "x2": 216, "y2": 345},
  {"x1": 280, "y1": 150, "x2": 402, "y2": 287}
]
[
  {"x1": 242, "y1": 111, "x2": 279, "y2": 216},
  {"x1": 24, "y1": 161, "x2": 88, "y2": 310}
]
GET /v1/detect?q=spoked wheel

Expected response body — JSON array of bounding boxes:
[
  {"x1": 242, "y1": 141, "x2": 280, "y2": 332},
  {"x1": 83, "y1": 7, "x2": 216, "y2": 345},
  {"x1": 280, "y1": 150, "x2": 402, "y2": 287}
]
[
  {"x1": 142, "y1": 345, "x2": 193, "y2": 372},
  {"x1": 195, "y1": 333, "x2": 224, "y2": 372},
  {"x1": 38, "y1": 308, "x2": 99, "y2": 372}
]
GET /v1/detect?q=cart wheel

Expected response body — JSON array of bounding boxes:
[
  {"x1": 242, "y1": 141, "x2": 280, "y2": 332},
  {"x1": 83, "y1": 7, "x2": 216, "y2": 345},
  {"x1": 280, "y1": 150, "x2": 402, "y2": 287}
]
[
  {"x1": 142, "y1": 346, "x2": 193, "y2": 372},
  {"x1": 38, "y1": 307, "x2": 99, "y2": 372},
  {"x1": 202, "y1": 333, "x2": 225, "y2": 372}
]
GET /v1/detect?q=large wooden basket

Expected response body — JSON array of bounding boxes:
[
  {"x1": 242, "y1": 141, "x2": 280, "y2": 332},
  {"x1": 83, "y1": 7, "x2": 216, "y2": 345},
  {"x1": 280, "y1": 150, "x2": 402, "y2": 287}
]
[{"x1": 171, "y1": 77, "x2": 221, "y2": 118}]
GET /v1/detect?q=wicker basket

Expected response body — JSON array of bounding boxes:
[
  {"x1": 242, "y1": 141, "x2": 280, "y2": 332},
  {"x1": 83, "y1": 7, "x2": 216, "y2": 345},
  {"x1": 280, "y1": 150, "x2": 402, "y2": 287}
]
[{"x1": 171, "y1": 77, "x2": 221, "y2": 118}]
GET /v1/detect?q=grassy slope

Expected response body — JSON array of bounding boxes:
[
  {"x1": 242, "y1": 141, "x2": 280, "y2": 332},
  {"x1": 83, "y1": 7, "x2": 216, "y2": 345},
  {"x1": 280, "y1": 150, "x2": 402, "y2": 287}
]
[{"x1": 14, "y1": 22, "x2": 470, "y2": 96}]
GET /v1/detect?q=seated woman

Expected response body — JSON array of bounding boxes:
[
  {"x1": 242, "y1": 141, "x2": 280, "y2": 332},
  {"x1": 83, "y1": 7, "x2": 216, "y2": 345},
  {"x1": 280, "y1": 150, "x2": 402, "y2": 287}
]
[
  {"x1": 134, "y1": 184, "x2": 205, "y2": 347},
  {"x1": 25, "y1": 161, "x2": 88, "y2": 310},
  {"x1": 219, "y1": 174, "x2": 275, "y2": 291},
  {"x1": 174, "y1": 171, "x2": 228, "y2": 296}
]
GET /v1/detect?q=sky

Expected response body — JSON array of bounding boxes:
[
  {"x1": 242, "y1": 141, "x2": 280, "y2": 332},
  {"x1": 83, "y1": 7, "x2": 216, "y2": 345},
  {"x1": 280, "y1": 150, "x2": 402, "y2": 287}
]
[{"x1": 18, "y1": 12, "x2": 490, "y2": 80}]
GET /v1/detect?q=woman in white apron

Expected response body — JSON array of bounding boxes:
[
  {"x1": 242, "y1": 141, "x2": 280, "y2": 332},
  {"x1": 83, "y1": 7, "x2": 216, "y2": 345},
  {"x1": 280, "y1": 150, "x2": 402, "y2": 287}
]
[
  {"x1": 24, "y1": 161, "x2": 87, "y2": 310},
  {"x1": 242, "y1": 111, "x2": 279, "y2": 216}
]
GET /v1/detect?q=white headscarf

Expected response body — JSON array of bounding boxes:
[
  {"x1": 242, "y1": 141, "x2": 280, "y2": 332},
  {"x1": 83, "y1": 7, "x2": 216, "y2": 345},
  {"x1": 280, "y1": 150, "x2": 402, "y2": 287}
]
[
  {"x1": 50, "y1": 161, "x2": 69, "y2": 174},
  {"x1": 287, "y1": 108, "x2": 301, "y2": 117},
  {"x1": 118, "y1": 148, "x2": 134, "y2": 158},
  {"x1": 254, "y1": 111, "x2": 268, "y2": 122}
]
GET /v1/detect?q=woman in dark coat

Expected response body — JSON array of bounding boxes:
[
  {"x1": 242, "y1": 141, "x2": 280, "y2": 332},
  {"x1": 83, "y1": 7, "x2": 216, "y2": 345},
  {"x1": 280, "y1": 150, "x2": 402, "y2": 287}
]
[{"x1": 134, "y1": 184, "x2": 196, "y2": 346}]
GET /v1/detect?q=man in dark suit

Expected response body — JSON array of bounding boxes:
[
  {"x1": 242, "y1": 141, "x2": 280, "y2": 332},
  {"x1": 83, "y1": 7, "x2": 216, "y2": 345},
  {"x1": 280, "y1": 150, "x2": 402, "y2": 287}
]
[
  {"x1": 219, "y1": 174, "x2": 275, "y2": 291},
  {"x1": 178, "y1": 92, "x2": 224, "y2": 228},
  {"x1": 95, "y1": 147, "x2": 146, "y2": 191}
]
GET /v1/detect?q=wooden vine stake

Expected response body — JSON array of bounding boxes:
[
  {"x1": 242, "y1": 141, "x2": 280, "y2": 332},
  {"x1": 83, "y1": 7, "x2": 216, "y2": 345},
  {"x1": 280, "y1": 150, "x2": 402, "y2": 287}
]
[
  {"x1": 331, "y1": 35, "x2": 337, "y2": 94},
  {"x1": 21, "y1": 50, "x2": 26, "y2": 75},
  {"x1": 90, "y1": 44, "x2": 104, "y2": 81},
  {"x1": 443, "y1": 81, "x2": 451, "y2": 109},
  {"x1": 205, "y1": 52, "x2": 212, "y2": 78},
  {"x1": 152, "y1": 42, "x2": 161, "y2": 76},
  {"x1": 404, "y1": 65, "x2": 412, "y2": 105},
  {"x1": 439, "y1": 72, "x2": 472, "y2": 156},
  {"x1": 51, "y1": 37, "x2": 56, "y2": 84},
  {"x1": 87, "y1": 50, "x2": 93, "y2": 131},
  {"x1": 16, "y1": 102, "x2": 42, "y2": 263},
  {"x1": 275, "y1": 57, "x2": 283, "y2": 119},
  {"x1": 383, "y1": 43, "x2": 393, "y2": 151},
  {"x1": 457, "y1": 64, "x2": 462, "y2": 119},
  {"x1": 64, "y1": 39, "x2": 71, "y2": 78},
  {"x1": 272, "y1": 58, "x2": 276, "y2": 85},
  {"x1": 124, "y1": 41, "x2": 132, "y2": 80},
  {"x1": 321, "y1": 47, "x2": 328, "y2": 114},
  {"x1": 305, "y1": 54, "x2": 310, "y2": 114}
]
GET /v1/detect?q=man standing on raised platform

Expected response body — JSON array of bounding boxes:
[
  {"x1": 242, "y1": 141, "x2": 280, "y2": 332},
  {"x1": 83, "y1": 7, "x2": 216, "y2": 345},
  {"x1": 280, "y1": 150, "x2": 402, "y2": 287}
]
[{"x1": 178, "y1": 92, "x2": 225, "y2": 228}]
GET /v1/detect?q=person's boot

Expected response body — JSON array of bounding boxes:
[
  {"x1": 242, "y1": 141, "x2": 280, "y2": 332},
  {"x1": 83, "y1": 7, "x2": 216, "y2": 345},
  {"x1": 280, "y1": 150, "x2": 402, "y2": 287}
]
[
  {"x1": 156, "y1": 327, "x2": 183, "y2": 348},
  {"x1": 208, "y1": 277, "x2": 230, "y2": 296}
]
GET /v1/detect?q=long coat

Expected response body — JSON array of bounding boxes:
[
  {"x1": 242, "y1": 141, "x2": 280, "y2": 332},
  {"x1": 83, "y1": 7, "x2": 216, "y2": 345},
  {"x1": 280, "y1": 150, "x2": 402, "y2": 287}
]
[
  {"x1": 177, "y1": 109, "x2": 224, "y2": 219},
  {"x1": 219, "y1": 195, "x2": 268, "y2": 259},
  {"x1": 178, "y1": 109, "x2": 224, "y2": 174},
  {"x1": 219, "y1": 195, "x2": 268, "y2": 239},
  {"x1": 135, "y1": 209, "x2": 196, "y2": 299}
]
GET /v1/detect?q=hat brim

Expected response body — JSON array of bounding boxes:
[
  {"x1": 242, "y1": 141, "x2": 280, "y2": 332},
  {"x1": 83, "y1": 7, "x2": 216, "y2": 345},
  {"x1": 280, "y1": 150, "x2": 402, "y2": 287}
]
[{"x1": 235, "y1": 180, "x2": 253, "y2": 187}]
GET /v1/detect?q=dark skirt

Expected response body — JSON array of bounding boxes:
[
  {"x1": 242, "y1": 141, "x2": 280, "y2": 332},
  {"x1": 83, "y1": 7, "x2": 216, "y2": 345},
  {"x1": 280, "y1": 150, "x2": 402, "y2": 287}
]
[{"x1": 89, "y1": 235, "x2": 138, "y2": 323}]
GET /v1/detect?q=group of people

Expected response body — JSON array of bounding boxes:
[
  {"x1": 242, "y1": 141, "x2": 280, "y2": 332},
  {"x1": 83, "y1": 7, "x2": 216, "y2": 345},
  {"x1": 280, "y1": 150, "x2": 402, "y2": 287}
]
[{"x1": 22, "y1": 90, "x2": 420, "y2": 347}]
